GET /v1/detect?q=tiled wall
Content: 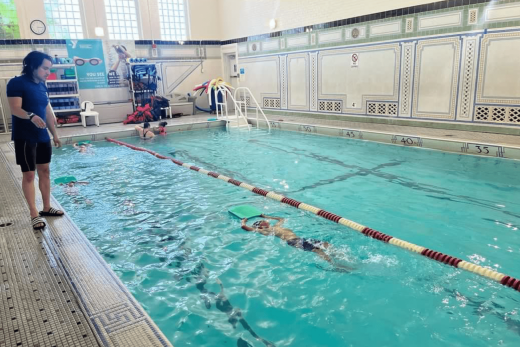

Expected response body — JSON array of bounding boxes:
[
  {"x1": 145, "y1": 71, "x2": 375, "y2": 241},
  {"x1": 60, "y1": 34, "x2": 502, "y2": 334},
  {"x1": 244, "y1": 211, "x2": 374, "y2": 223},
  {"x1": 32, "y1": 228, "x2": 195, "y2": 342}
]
[{"x1": 236, "y1": 0, "x2": 520, "y2": 128}]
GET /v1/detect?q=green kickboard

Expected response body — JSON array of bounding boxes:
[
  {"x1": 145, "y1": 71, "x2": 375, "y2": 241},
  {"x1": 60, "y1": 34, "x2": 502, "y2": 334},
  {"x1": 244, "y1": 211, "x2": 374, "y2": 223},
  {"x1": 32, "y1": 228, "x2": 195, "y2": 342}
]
[
  {"x1": 54, "y1": 176, "x2": 77, "y2": 184},
  {"x1": 228, "y1": 205, "x2": 263, "y2": 219},
  {"x1": 77, "y1": 141, "x2": 90, "y2": 145}
]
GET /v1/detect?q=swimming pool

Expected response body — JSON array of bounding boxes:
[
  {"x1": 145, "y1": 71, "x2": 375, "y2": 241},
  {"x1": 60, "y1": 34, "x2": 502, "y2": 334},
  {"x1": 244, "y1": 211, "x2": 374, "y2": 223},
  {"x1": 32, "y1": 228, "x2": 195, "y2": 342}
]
[{"x1": 51, "y1": 128, "x2": 520, "y2": 346}]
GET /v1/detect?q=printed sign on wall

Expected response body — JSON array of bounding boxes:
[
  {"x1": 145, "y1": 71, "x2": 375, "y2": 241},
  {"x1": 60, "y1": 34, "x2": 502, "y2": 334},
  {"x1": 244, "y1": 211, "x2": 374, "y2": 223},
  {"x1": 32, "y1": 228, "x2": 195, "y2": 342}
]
[
  {"x1": 66, "y1": 39, "x2": 107, "y2": 89},
  {"x1": 103, "y1": 40, "x2": 136, "y2": 88},
  {"x1": 351, "y1": 53, "x2": 359, "y2": 67}
]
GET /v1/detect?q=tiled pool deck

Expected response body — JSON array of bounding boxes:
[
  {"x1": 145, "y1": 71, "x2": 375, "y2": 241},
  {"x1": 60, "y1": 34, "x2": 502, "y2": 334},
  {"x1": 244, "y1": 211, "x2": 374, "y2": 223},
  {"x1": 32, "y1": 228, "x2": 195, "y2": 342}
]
[{"x1": 0, "y1": 114, "x2": 519, "y2": 347}]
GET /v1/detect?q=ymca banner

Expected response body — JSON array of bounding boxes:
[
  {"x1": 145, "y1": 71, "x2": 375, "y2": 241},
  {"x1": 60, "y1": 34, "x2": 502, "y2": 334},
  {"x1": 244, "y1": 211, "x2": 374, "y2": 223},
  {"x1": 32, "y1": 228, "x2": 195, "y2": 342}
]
[{"x1": 66, "y1": 39, "x2": 107, "y2": 89}]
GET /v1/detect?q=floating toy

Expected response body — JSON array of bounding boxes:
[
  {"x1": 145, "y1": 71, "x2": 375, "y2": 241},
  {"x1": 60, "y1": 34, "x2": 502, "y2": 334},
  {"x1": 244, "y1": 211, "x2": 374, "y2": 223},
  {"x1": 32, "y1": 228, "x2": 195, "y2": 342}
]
[
  {"x1": 228, "y1": 205, "x2": 263, "y2": 219},
  {"x1": 54, "y1": 176, "x2": 77, "y2": 185}
]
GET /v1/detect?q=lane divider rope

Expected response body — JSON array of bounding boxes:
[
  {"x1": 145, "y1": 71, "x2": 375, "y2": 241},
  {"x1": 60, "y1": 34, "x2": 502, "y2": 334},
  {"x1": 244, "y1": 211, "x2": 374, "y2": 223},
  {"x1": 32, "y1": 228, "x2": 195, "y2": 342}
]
[{"x1": 106, "y1": 138, "x2": 520, "y2": 293}]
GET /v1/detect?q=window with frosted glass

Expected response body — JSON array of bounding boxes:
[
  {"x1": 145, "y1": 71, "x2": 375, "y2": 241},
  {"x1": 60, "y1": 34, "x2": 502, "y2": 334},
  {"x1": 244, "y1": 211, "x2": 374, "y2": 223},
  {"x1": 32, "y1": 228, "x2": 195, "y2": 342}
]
[
  {"x1": 158, "y1": 0, "x2": 188, "y2": 41},
  {"x1": 105, "y1": 0, "x2": 139, "y2": 40},
  {"x1": 43, "y1": 0, "x2": 84, "y2": 39}
]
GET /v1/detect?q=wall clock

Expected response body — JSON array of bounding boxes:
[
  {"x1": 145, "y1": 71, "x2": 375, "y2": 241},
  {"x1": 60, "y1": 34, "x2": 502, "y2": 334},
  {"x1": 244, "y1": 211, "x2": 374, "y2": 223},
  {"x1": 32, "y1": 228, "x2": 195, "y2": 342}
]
[{"x1": 30, "y1": 20, "x2": 46, "y2": 35}]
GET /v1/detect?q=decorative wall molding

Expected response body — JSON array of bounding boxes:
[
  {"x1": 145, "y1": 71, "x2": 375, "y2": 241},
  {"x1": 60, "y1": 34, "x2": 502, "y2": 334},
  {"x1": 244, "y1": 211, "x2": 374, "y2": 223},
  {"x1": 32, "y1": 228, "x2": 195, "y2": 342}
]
[
  {"x1": 485, "y1": 3, "x2": 520, "y2": 22},
  {"x1": 262, "y1": 39, "x2": 280, "y2": 51},
  {"x1": 239, "y1": 56, "x2": 280, "y2": 106},
  {"x1": 457, "y1": 36, "x2": 480, "y2": 120},
  {"x1": 280, "y1": 55, "x2": 288, "y2": 109},
  {"x1": 345, "y1": 27, "x2": 366, "y2": 40},
  {"x1": 413, "y1": 37, "x2": 461, "y2": 119},
  {"x1": 318, "y1": 30, "x2": 343, "y2": 44},
  {"x1": 370, "y1": 20, "x2": 402, "y2": 37},
  {"x1": 468, "y1": 9, "x2": 479, "y2": 25},
  {"x1": 367, "y1": 102, "x2": 398, "y2": 116},
  {"x1": 318, "y1": 100, "x2": 342, "y2": 113},
  {"x1": 318, "y1": 43, "x2": 400, "y2": 114},
  {"x1": 238, "y1": 44, "x2": 248, "y2": 54},
  {"x1": 477, "y1": 32, "x2": 520, "y2": 105},
  {"x1": 418, "y1": 11, "x2": 463, "y2": 31},
  {"x1": 474, "y1": 105, "x2": 520, "y2": 125},
  {"x1": 310, "y1": 52, "x2": 318, "y2": 111},
  {"x1": 287, "y1": 53, "x2": 310, "y2": 110},
  {"x1": 287, "y1": 35, "x2": 309, "y2": 48},
  {"x1": 405, "y1": 18, "x2": 414, "y2": 33},
  {"x1": 263, "y1": 98, "x2": 281, "y2": 109},
  {"x1": 399, "y1": 42, "x2": 416, "y2": 117},
  {"x1": 161, "y1": 47, "x2": 198, "y2": 56}
]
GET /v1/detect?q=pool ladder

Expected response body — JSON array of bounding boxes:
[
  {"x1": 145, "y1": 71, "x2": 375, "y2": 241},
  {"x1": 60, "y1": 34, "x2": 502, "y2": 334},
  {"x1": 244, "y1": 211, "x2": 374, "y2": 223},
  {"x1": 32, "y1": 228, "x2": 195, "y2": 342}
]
[{"x1": 213, "y1": 86, "x2": 270, "y2": 133}]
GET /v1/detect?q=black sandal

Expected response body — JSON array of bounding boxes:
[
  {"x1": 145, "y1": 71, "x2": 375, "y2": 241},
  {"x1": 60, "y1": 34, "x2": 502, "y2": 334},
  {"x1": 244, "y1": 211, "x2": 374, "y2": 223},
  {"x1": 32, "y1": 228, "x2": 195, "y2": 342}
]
[
  {"x1": 31, "y1": 216, "x2": 46, "y2": 230},
  {"x1": 39, "y1": 207, "x2": 64, "y2": 217}
]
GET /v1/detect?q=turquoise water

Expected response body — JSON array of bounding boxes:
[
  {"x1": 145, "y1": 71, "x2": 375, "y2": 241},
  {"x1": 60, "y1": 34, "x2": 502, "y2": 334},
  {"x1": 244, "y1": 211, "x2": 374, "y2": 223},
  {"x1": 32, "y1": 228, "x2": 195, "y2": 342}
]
[{"x1": 51, "y1": 128, "x2": 520, "y2": 347}]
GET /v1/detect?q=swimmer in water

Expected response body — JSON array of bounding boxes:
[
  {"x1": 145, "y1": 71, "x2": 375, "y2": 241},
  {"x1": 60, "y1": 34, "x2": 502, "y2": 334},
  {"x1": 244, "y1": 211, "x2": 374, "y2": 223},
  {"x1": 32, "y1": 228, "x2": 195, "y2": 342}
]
[{"x1": 242, "y1": 214, "x2": 353, "y2": 272}]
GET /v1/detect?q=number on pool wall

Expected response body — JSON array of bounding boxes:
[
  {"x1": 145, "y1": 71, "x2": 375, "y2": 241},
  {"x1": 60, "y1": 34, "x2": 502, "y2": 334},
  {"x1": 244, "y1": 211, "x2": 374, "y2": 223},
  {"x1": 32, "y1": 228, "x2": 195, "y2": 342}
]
[
  {"x1": 299, "y1": 125, "x2": 316, "y2": 133},
  {"x1": 465, "y1": 143, "x2": 503, "y2": 157},
  {"x1": 475, "y1": 145, "x2": 489, "y2": 154},
  {"x1": 341, "y1": 129, "x2": 362, "y2": 139},
  {"x1": 394, "y1": 136, "x2": 421, "y2": 146}
]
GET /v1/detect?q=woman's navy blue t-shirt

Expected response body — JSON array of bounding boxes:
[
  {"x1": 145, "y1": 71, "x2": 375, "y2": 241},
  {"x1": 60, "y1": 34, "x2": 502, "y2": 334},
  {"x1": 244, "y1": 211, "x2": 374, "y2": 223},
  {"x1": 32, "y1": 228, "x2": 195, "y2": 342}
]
[{"x1": 6, "y1": 74, "x2": 50, "y2": 143}]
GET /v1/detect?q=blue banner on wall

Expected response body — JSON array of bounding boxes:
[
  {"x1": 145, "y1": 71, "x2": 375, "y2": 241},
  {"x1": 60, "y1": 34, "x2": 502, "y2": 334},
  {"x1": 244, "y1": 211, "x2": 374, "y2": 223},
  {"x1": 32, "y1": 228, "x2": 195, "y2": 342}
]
[{"x1": 66, "y1": 39, "x2": 107, "y2": 89}]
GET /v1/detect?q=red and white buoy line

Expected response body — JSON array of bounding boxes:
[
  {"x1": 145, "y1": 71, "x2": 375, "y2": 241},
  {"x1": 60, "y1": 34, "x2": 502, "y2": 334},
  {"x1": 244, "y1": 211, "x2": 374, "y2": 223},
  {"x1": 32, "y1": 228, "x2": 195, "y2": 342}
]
[{"x1": 106, "y1": 138, "x2": 520, "y2": 293}]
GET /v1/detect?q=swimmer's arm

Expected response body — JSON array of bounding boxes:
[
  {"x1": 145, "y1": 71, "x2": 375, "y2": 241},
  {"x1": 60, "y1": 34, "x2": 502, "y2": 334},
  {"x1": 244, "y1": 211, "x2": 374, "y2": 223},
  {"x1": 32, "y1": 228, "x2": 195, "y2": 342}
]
[
  {"x1": 134, "y1": 125, "x2": 142, "y2": 131},
  {"x1": 261, "y1": 214, "x2": 285, "y2": 226},
  {"x1": 241, "y1": 218, "x2": 254, "y2": 232}
]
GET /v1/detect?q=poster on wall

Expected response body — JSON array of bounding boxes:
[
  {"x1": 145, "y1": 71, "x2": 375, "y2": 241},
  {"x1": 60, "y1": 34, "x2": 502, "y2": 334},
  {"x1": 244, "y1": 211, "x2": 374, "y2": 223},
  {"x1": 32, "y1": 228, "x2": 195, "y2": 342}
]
[
  {"x1": 103, "y1": 40, "x2": 136, "y2": 88},
  {"x1": 66, "y1": 39, "x2": 107, "y2": 89},
  {"x1": 66, "y1": 39, "x2": 136, "y2": 89}
]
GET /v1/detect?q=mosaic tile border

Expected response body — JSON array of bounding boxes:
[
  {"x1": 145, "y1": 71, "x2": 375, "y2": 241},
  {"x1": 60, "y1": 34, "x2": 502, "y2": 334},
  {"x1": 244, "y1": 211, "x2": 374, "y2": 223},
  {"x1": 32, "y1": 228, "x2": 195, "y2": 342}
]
[
  {"x1": 250, "y1": 118, "x2": 520, "y2": 161},
  {"x1": 236, "y1": 0, "x2": 520, "y2": 56},
  {"x1": 0, "y1": 147, "x2": 101, "y2": 347},
  {"x1": 3, "y1": 142, "x2": 173, "y2": 347},
  {"x1": 261, "y1": 109, "x2": 520, "y2": 135}
]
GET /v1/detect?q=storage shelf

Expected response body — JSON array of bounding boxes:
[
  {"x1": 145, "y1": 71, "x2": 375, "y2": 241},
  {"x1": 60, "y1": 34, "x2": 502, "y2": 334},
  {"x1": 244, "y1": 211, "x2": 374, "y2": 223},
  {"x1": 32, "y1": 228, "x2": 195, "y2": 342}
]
[
  {"x1": 52, "y1": 64, "x2": 76, "y2": 68},
  {"x1": 54, "y1": 108, "x2": 81, "y2": 113},
  {"x1": 49, "y1": 94, "x2": 79, "y2": 98},
  {"x1": 47, "y1": 79, "x2": 77, "y2": 83},
  {"x1": 57, "y1": 122, "x2": 82, "y2": 127}
]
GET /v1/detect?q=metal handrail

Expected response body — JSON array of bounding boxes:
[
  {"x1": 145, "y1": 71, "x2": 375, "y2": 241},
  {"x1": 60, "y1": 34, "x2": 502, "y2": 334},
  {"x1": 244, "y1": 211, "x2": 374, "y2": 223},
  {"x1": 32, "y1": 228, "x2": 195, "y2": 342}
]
[
  {"x1": 214, "y1": 86, "x2": 250, "y2": 131},
  {"x1": 233, "y1": 87, "x2": 271, "y2": 133}
]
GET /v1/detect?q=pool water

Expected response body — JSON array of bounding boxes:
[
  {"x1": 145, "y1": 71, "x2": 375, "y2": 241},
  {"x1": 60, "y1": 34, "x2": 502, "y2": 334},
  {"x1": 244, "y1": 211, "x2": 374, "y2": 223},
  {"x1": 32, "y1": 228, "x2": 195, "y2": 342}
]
[{"x1": 51, "y1": 128, "x2": 520, "y2": 347}]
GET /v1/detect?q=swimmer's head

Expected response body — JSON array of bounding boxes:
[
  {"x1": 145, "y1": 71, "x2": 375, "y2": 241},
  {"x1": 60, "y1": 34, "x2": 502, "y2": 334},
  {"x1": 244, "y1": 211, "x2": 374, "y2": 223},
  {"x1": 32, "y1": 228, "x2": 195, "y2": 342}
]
[
  {"x1": 143, "y1": 122, "x2": 150, "y2": 128},
  {"x1": 67, "y1": 182, "x2": 75, "y2": 187},
  {"x1": 159, "y1": 121, "x2": 167, "y2": 127},
  {"x1": 253, "y1": 220, "x2": 270, "y2": 229}
]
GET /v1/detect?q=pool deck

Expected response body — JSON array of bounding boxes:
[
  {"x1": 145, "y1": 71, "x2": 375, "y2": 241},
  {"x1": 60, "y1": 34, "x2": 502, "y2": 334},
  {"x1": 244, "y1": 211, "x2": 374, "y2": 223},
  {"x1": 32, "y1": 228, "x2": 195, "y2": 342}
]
[{"x1": 0, "y1": 113, "x2": 519, "y2": 347}]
